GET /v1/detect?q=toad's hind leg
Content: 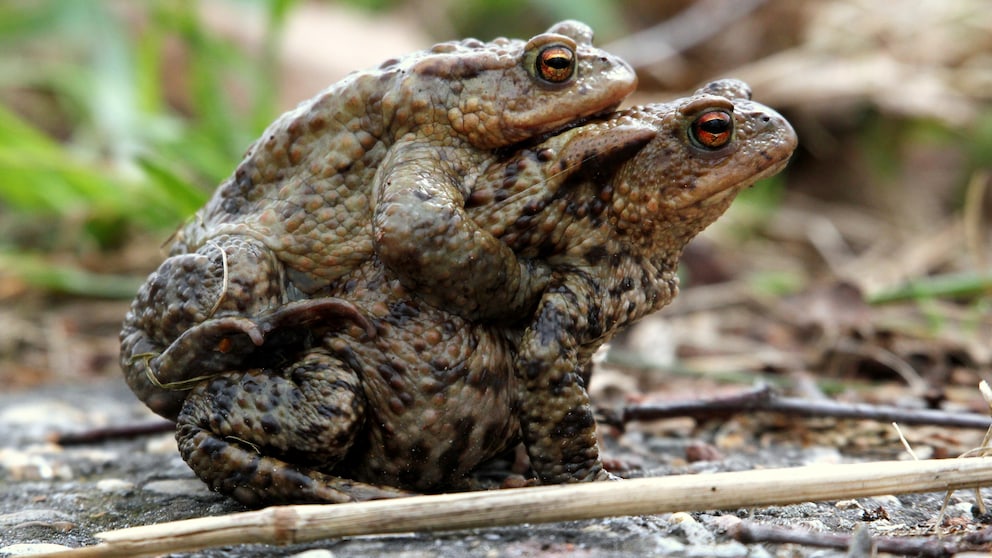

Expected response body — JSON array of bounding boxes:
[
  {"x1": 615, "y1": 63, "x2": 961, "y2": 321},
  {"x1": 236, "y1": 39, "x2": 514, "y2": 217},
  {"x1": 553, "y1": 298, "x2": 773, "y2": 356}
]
[
  {"x1": 176, "y1": 350, "x2": 410, "y2": 506},
  {"x1": 121, "y1": 233, "x2": 373, "y2": 421}
]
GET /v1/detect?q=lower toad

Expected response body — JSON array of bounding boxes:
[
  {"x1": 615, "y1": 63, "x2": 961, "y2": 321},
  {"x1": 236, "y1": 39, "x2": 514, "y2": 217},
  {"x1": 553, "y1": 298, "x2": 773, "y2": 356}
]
[{"x1": 122, "y1": 80, "x2": 797, "y2": 506}]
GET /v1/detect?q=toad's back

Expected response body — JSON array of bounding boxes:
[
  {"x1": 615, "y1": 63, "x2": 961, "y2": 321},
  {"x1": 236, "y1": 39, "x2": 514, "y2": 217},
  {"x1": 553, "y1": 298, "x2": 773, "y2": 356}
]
[{"x1": 168, "y1": 21, "x2": 637, "y2": 292}]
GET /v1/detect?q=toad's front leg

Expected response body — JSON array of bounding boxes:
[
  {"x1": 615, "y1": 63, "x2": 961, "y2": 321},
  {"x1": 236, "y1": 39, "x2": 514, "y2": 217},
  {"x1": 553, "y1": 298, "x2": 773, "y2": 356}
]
[
  {"x1": 372, "y1": 143, "x2": 550, "y2": 323},
  {"x1": 515, "y1": 272, "x2": 611, "y2": 484}
]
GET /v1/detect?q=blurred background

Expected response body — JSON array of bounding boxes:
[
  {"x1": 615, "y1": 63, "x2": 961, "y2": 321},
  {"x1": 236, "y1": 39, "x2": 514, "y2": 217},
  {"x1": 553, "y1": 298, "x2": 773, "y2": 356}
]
[{"x1": 0, "y1": 0, "x2": 989, "y2": 411}]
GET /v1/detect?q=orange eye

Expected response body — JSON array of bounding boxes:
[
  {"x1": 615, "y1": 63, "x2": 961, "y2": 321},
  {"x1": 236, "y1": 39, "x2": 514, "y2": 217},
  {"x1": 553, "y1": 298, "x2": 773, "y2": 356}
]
[
  {"x1": 536, "y1": 44, "x2": 576, "y2": 83},
  {"x1": 690, "y1": 110, "x2": 733, "y2": 149}
]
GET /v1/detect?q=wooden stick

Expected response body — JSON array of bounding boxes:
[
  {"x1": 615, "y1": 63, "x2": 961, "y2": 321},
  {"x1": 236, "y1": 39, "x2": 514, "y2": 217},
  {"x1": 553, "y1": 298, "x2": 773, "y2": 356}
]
[
  {"x1": 730, "y1": 521, "x2": 962, "y2": 557},
  {"x1": 51, "y1": 419, "x2": 174, "y2": 445},
  {"x1": 36, "y1": 457, "x2": 992, "y2": 558},
  {"x1": 622, "y1": 385, "x2": 992, "y2": 429}
]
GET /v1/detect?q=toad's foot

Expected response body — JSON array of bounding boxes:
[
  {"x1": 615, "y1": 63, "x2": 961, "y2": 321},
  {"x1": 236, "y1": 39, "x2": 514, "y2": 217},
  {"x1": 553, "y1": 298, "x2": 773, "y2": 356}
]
[
  {"x1": 176, "y1": 352, "x2": 412, "y2": 506},
  {"x1": 126, "y1": 298, "x2": 373, "y2": 418},
  {"x1": 180, "y1": 424, "x2": 413, "y2": 506}
]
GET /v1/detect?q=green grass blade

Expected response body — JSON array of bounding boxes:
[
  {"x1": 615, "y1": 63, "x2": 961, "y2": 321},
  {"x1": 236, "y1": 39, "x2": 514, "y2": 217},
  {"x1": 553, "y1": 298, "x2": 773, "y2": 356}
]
[
  {"x1": 0, "y1": 252, "x2": 144, "y2": 299},
  {"x1": 869, "y1": 271, "x2": 992, "y2": 304}
]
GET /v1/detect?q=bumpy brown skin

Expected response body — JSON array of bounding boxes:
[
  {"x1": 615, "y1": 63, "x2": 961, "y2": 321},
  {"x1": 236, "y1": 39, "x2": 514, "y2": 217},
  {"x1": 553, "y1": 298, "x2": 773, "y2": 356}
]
[
  {"x1": 122, "y1": 78, "x2": 797, "y2": 506},
  {"x1": 121, "y1": 20, "x2": 636, "y2": 419},
  {"x1": 467, "y1": 80, "x2": 798, "y2": 484}
]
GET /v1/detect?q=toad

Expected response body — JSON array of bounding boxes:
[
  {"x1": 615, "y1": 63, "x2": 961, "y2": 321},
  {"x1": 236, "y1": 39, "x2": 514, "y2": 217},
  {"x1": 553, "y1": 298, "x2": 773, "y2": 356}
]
[
  {"x1": 121, "y1": 20, "x2": 636, "y2": 419},
  {"x1": 466, "y1": 79, "x2": 798, "y2": 484},
  {"x1": 122, "y1": 70, "x2": 796, "y2": 504}
]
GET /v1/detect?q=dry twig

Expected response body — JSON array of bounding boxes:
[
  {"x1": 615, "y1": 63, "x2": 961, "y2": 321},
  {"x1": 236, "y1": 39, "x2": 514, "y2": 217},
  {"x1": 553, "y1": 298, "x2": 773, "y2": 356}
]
[
  {"x1": 51, "y1": 420, "x2": 174, "y2": 445},
  {"x1": 730, "y1": 520, "x2": 962, "y2": 557},
  {"x1": 620, "y1": 384, "x2": 992, "y2": 429},
  {"x1": 34, "y1": 457, "x2": 992, "y2": 558}
]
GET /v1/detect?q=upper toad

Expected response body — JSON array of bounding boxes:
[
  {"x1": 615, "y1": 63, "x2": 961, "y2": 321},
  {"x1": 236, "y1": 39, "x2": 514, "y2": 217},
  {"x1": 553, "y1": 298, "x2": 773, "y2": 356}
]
[{"x1": 122, "y1": 20, "x2": 636, "y2": 419}]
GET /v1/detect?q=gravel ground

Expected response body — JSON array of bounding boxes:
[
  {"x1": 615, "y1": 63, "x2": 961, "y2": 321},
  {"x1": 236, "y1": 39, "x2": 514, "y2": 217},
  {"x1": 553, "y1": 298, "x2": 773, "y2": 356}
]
[{"x1": 3, "y1": 377, "x2": 992, "y2": 557}]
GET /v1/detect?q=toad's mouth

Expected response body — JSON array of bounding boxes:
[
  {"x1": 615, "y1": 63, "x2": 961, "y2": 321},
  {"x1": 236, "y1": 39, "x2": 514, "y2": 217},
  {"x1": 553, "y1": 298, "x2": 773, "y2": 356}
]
[
  {"x1": 689, "y1": 155, "x2": 792, "y2": 210},
  {"x1": 497, "y1": 106, "x2": 623, "y2": 157}
]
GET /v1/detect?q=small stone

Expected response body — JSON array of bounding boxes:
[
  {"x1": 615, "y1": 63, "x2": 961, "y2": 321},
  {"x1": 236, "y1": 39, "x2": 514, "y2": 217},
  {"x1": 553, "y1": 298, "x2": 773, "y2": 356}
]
[
  {"x1": 802, "y1": 447, "x2": 842, "y2": 465},
  {"x1": 142, "y1": 478, "x2": 212, "y2": 496},
  {"x1": 0, "y1": 402, "x2": 90, "y2": 433},
  {"x1": 73, "y1": 448, "x2": 119, "y2": 465},
  {"x1": 0, "y1": 448, "x2": 73, "y2": 481},
  {"x1": 685, "y1": 441, "x2": 723, "y2": 463},
  {"x1": 288, "y1": 550, "x2": 336, "y2": 558},
  {"x1": 623, "y1": 317, "x2": 677, "y2": 368},
  {"x1": 685, "y1": 541, "x2": 749, "y2": 558},
  {"x1": 742, "y1": 544, "x2": 774, "y2": 558},
  {"x1": 953, "y1": 501, "x2": 974, "y2": 517},
  {"x1": 669, "y1": 512, "x2": 714, "y2": 545},
  {"x1": 0, "y1": 509, "x2": 74, "y2": 527},
  {"x1": 96, "y1": 478, "x2": 135, "y2": 493},
  {"x1": 700, "y1": 514, "x2": 741, "y2": 533},
  {"x1": 835, "y1": 499, "x2": 862, "y2": 510},
  {"x1": 0, "y1": 543, "x2": 73, "y2": 555},
  {"x1": 668, "y1": 511, "x2": 696, "y2": 525},
  {"x1": 649, "y1": 536, "x2": 685, "y2": 555},
  {"x1": 145, "y1": 433, "x2": 179, "y2": 454}
]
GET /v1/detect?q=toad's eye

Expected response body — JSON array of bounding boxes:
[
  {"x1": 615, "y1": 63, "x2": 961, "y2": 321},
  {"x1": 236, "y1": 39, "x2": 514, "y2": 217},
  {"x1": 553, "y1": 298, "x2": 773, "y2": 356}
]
[
  {"x1": 690, "y1": 110, "x2": 733, "y2": 150},
  {"x1": 536, "y1": 44, "x2": 576, "y2": 83}
]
